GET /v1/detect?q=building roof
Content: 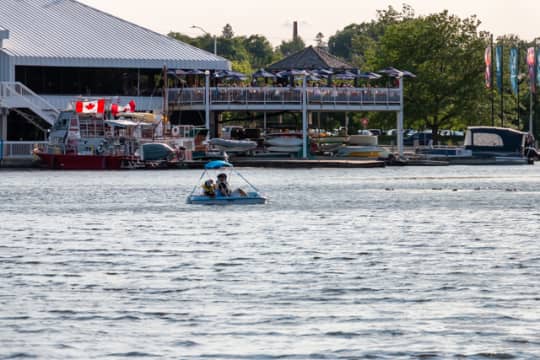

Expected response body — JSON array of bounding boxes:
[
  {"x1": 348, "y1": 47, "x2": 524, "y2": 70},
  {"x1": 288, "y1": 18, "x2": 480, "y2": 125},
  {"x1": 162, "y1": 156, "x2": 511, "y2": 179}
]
[
  {"x1": 0, "y1": 0, "x2": 229, "y2": 70},
  {"x1": 267, "y1": 46, "x2": 355, "y2": 71}
]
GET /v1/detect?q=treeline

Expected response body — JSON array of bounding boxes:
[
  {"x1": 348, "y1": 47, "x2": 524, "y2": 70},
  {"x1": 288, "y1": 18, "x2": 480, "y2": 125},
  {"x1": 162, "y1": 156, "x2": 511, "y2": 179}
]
[{"x1": 169, "y1": 5, "x2": 540, "y2": 137}]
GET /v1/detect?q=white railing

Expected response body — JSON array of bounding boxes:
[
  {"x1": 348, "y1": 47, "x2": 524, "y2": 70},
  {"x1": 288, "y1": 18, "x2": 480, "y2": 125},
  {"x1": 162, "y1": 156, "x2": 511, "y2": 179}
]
[
  {"x1": 0, "y1": 141, "x2": 47, "y2": 160},
  {"x1": 0, "y1": 82, "x2": 60, "y2": 125},
  {"x1": 169, "y1": 86, "x2": 401, "y2": 106}
]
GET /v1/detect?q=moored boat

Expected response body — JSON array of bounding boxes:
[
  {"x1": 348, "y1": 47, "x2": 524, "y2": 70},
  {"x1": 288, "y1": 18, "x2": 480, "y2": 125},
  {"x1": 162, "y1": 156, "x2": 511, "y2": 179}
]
[
  {"x1": 208, "y1": 138, "x2": 258, "y2": 153},
  {"x1": 417, "y1": 126, "x2": 538, "y2": 165},
  {"x1": 34, "y1": 98, "x2": 194, "y2": 169}
]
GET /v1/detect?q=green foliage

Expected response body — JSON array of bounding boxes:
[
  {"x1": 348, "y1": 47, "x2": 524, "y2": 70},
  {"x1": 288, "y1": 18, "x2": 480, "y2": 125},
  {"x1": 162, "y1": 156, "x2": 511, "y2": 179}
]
[
  {"x1": 242, "y1": 35, "x2": 276, "y2": 69},
  {"x1": 277, "y1": 37, "x2": 306, "y2": 57},
  {"x1": 366, "y1": 10, "x2": 488, "y2": 140}
]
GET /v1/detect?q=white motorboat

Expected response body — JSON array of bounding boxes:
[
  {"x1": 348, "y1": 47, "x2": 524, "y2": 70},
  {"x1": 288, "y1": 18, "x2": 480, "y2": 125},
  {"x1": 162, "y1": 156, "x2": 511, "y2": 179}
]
[
  {"x1": 208, "y1": 138, "x2": 258, "y2": 153},
  {"x1": 265, "y1": 135, "x2": 303, "y2": 147}
]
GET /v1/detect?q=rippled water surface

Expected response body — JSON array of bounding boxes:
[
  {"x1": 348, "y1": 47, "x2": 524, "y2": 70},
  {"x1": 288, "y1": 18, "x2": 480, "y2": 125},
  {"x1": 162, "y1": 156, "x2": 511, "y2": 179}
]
[{"x1": 1, "y1": 166, "x2": 540, "y2": 359}]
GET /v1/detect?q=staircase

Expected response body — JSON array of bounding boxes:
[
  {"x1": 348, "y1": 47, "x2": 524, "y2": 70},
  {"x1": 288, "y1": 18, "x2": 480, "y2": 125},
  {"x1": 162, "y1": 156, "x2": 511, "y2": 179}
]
[{"x1": 0, "y1": 82, "x2": 59, "y2": 125}]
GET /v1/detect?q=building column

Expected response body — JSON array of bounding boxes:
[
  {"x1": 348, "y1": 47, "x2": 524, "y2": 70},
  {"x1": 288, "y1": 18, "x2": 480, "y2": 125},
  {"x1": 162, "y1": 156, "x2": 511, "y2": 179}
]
[{"x1": 0, "y1": 108, "x2": 7, "y2": 141}]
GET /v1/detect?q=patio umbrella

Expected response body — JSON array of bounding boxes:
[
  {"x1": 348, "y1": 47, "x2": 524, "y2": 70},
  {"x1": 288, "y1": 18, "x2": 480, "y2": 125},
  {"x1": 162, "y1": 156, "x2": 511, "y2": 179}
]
[
  {"x1": 377, "y1": 67, "x2": 416, "y2": 78},
  {"x1": 334, "y1": 71, "x2": 356, "y2": 80},
  {"x1": 312, "y1": 69, "x2": 333, "y2": 78},
  {"x1": 186, "y1": 69, "x2": 205, "y2": 75},
  {"x1": 214, "y1": 70, "x2": 248, "y2": 80},
  {"x1": 356, "y1": 71, "x2": 382, "y2": 80},
  {"x1": 276, "y1": 69, "x2": 309, "y2": 78},
  {"x1": 252, "y1": 69, "x2": 276, "y2": 79}
]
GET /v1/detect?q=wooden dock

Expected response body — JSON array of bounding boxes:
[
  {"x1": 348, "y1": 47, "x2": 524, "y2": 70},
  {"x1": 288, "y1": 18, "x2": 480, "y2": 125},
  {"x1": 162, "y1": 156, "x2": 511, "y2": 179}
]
[{"x1": 179, "y1": 159, "x2": 386, "y2": 169}]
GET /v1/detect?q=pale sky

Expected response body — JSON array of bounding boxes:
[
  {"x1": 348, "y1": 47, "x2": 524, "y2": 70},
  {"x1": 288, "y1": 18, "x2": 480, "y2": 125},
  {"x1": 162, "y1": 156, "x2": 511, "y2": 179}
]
[{"x1": 80, "y1": 0, "x2": 538, "y2": 46}]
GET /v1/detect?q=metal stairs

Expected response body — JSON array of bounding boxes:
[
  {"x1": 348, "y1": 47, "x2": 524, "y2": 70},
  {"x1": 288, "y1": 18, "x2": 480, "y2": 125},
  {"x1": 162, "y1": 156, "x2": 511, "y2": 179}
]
[{"x1": 0, "y1": 82, "x2": 59, "y2": 125}]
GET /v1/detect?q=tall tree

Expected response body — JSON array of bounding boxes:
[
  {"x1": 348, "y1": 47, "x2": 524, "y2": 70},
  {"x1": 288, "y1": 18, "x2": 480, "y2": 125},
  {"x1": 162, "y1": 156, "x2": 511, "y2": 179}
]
[
  {"x1": 328, "y1": 5, "x2": 414, "y2": 68},
  {"x1": 222, "y1": 24, "x2": 234, "y2": 39},
  {"x1": 367, "y1": 10, "x2": 488, "y2": 142},
  {"x1": 242, "y1": 35, "x2": 276, "y2": 69},
  {"x1": 315, "y1": 32, "x2": 326, "y2": 48},
  {"x1": 277, "y1": 37, "x2": 305, "y2": 57}
]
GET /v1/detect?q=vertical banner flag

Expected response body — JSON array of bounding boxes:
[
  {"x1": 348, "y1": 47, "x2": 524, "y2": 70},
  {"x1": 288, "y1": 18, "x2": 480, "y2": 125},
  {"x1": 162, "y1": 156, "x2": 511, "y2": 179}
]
[
  {"x1": 527, "y1": 47, "x2": 536, "y2": 93},
  {"x1": 495, "y1": 46, "x2": 502, "y2": 91},
  {"x1": 484, "y1": 46, "x2": 492, "y2": 88},
  {"x1": 510, "y1": 47, "x2": 519, "y2": 95},
  {"x1": 536, "y1": 48, "x2": 540, "y2": 88}
]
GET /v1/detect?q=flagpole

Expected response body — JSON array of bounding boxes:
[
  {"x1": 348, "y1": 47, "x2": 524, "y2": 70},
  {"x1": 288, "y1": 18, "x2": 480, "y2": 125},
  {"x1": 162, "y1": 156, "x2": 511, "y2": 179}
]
[
  {"x1": 501, "y1": 44, "x2": 504, "y2": 127},
  {"x1": 490, "y1": 35, "x2": 495, "y2": 127},
  {"x1": 517, "y1": 48, "x2": 520, "y2": 129}
]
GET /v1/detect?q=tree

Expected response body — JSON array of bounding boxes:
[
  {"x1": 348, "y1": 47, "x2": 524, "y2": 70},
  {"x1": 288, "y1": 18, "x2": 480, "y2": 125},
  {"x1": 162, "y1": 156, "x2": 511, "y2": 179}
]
[
  {"x1": 328, "y1": 5, "x2": 414, "y2": 68},
  {"x1": 366, "y1": 10, "x2": 488, "y2": 143},
  {"x1": 222, "y1": 24, "x2": 234, "y2": 39},
  {"x1": 168, "y1": 31, "x2": 200, "y2": 47},
  {"x1": 277, "y1": 37, "x2": 305, "y2": 57},
  {"x1": 315, "y1": 32, "x2": 326, "y2": 48},
  {"x1": 242, "y1": 35, "x2": 276, "y2": 68}
]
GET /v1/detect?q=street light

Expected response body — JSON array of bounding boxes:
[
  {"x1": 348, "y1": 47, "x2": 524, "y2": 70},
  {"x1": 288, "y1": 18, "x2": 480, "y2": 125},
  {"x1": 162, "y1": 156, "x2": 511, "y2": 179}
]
[{"x1": 191, "y1": 25, "x2": 217, "y2": 55}]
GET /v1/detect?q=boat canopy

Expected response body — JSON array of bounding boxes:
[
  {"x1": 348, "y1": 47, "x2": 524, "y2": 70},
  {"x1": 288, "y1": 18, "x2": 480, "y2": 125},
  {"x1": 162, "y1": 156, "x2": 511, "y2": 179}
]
[
  {"x1": 205, "y1": 160, "x2": 233, "y2": 169},
  {"x1": 464, "y1": 127, "x2": 525, "y2": 153}
]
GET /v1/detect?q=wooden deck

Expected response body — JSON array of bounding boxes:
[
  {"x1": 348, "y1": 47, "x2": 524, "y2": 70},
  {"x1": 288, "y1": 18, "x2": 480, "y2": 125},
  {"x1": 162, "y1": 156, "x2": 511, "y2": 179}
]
[{"x1": 179, "y1": 159, "x2": 385, "y2": 169}]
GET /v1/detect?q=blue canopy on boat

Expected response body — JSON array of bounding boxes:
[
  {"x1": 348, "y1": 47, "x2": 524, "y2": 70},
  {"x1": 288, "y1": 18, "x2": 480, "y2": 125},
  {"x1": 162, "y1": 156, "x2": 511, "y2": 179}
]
[{"x1": 205, "y1": 160, "x2": 233, "y2": 169}]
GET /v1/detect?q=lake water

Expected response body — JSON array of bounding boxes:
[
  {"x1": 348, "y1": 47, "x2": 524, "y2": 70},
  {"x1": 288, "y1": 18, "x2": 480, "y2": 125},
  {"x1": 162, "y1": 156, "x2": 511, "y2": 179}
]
[{"x1": 1, "y1": 166, "x2": 540, "y2": 359}]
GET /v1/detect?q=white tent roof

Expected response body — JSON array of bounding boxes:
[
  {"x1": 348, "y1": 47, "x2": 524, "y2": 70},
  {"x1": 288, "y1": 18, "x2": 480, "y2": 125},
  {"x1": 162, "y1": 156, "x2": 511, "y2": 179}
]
[{"x1": 0, "y1": 0, "x2": 229, "y2": 70}]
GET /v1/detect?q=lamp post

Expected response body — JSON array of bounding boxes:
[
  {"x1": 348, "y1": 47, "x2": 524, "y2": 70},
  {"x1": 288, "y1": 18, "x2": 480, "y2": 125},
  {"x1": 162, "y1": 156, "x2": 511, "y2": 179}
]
[{"x1": 191, "y1": 25, "x2": 217, "y2": 55}]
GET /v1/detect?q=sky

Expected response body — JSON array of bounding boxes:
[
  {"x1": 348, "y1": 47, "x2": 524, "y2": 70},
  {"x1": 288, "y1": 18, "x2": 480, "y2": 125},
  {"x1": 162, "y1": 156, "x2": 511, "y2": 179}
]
[{"x1": 79, "y1": 0, "x2": 539, "y2": 46}]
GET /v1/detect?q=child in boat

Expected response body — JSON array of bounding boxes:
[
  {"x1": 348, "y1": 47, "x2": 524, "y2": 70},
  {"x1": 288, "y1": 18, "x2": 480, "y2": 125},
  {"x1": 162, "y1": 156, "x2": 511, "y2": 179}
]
[
  {"x1": 201, "y1": 179, "x2": 216, "y2": 197},
  {"x1": 216, "y1": 173, "x2": 247, "y2": 197}
]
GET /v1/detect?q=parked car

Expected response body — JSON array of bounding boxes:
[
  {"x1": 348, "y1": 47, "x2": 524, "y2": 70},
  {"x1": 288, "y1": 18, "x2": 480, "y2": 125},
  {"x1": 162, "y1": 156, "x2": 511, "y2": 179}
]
[
  {"x1": 368, "y1": 129, "x2": 382, "y2": 136},
  {"x1": 403, "y1": 132, "x2": 433, "y2": 146}
]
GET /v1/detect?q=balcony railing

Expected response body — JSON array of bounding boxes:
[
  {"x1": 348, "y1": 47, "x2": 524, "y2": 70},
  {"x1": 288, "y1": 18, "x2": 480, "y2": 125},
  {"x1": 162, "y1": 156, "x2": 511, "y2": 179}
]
[
  {"x1": 0, "y1": 141, "x2": 47, "y2": 160},
  {"x1": 168, "y1": 87, "x2": 401, "y2": 106}
]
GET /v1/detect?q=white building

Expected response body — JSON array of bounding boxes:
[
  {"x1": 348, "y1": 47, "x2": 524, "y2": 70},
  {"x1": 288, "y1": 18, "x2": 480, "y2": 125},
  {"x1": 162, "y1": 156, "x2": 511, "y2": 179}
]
[{"x1": 0, "y1": 0, "x2": 228, "y2": 141}]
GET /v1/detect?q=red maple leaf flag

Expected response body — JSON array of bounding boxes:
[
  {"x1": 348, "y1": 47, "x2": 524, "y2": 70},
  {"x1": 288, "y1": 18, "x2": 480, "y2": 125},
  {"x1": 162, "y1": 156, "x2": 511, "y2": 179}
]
[{"x1": 75, "y1": 99, "x2": 105, "y2": 114}]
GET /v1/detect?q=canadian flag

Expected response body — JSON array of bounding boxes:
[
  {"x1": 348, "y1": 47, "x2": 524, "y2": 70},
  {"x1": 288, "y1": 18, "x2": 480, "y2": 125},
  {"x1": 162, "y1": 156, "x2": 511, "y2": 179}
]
[
  {"x1": 76, "y1": 99, "x2": 105, "y2": 114},
  {"x1": 111, "y1": 100, "x2": 136, "y2": 117}
]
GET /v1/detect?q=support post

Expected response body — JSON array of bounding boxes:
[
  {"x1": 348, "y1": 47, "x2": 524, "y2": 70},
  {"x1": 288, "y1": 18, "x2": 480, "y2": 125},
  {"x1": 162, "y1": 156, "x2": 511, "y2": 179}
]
[
  {"x1": 204, "y1": 70, "x2": 210, "y2": 138},
  {"x1": 302, "y1": 75, "x2": 308, "y2": 159},
  {"x1": 530, "y1": 87, "x2": 534, "y2": 134},
  {"x1": 0, "y1": 108, "x2": 7, "y2": 161},
  {"x1": 397, "y1": 76, "x2": 404, "y2": 158},
  {"x1": 0, "y1": 108, "x2": 7, "y2": 141}
]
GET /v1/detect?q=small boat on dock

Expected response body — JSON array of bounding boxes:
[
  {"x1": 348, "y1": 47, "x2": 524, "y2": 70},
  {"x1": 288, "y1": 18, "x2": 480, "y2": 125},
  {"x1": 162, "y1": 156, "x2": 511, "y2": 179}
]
[
  {"x1": 207, "y1": 138, "x2": 258, "y2": 153},
  {"x1": 416, "y1": 126, "x2": 539, "y2": 165},
  {"x1": 186, "y1": 160, "x2": 267, "y2": 205}
]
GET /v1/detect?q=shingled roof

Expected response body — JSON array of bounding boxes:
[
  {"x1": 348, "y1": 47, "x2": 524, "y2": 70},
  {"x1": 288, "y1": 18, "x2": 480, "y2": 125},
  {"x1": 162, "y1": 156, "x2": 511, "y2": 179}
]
[{"x1": 267, "y1": 46, "x2": 355, "y2": 71}]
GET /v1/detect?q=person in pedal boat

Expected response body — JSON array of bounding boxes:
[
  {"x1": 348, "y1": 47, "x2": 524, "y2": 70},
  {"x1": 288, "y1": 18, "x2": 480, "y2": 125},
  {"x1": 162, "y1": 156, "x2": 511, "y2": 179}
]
[
  {"x1": 216, "y1": 173, "x2": 232, "y2": 196},
  {"x1": 201, "y1": 179, "x2": 216, "y2": 197}
]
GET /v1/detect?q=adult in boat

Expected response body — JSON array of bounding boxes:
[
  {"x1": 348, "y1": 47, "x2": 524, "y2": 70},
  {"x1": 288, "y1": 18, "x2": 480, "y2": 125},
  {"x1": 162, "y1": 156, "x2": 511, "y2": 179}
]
[{"x1": 216, "y1": 173, "x2": 232, "y2": 196}]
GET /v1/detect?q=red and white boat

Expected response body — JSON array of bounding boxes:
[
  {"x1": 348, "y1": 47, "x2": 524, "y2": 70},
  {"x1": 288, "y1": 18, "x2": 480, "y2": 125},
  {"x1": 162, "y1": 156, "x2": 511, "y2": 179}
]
[{"x1": 34, "y1": 98, "x2": 192, "y2": 169}]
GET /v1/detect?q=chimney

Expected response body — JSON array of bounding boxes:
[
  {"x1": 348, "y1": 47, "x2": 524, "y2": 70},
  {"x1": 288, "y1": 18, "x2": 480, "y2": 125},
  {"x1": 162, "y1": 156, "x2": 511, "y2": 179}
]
[{"x1": 293, "y1": 21, "x2": 298, "y2": 41}]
